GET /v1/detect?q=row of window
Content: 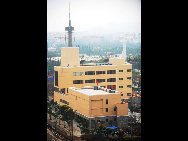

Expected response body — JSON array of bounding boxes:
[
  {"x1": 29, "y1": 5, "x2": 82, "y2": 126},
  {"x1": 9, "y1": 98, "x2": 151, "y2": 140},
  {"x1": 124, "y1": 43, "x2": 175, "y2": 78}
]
[
  {"x1": 73, "y1": 69, "x2": 132, "y2": 76},
  {"x1": 105, "y1": 107, "x2": 116, "y2": 112},
  {"x1": 73, "y1": 78, "x2": 131, "y2": 84}
]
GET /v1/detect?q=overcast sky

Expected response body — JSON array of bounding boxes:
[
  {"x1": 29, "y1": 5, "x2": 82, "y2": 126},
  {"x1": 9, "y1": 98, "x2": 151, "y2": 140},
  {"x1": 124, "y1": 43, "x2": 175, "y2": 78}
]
[{"x1": 47, "y1": 0, "x2": 141, "y2": 32}]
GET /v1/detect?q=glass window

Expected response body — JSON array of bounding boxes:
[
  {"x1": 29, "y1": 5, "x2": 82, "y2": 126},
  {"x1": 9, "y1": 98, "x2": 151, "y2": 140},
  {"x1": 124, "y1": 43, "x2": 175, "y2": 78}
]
[
  {"x1": 85, "y1": 71, "x2": 95, "y2": 75},
  {"x1": 85, "y1": 79, "x2": 95, "y2": 83},
  {"x1": 73, "y1": 72, "x2": 83, "y2": 76},
  {"x1": 127, "y1": 93, "x2": 131, "y2": 96},
  {"x1": 127, "y1": 77, "x2": 131, "y2": 80},
  {"x1": 127, "y1": 69, "x2": 131, "y2": 72},
  {"x1": 76, "y1": 72, "x2": 80, "y2": 76},
  {"x1": 107, "y1": 70, "x2": 116, "y2": 74}
]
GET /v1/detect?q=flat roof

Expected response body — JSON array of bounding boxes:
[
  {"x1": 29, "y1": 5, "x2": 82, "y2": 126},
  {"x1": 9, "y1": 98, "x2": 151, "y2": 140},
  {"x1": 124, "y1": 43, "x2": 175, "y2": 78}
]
[{"x1": 69, "y1": 87, "x2": 120, "y2": 96}]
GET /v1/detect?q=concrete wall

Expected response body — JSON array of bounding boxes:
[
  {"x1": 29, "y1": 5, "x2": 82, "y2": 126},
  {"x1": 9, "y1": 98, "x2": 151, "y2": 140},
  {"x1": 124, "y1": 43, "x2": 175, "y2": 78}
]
[
  {"x1": 61, "y1": 47, "x2": 80, "y2": 67},
  {"x1": 109, "y1": 58, "x2": 125, "y2": 65}
]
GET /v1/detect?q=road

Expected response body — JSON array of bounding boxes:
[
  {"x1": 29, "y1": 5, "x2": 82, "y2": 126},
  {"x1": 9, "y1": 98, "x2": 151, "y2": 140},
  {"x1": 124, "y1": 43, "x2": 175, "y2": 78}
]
[{"x1": 47, "y1": 128, "x2": 66, "y2": 141}]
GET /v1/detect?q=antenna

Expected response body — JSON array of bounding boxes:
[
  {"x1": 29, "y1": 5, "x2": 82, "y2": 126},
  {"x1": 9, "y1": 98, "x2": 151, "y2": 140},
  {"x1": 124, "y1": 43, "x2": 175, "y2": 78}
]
[
  {"x1": 65, "y1": 2, "x2": 74, "y2": 47},
  {"x1": 69, "y1": 2, "x2": 71, "y2": 26}
]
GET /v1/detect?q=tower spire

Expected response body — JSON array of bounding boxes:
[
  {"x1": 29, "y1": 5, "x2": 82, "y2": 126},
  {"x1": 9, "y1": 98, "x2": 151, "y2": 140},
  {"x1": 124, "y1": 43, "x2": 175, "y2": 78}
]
[
  {"x1": 65, "y1": 2, "x2": 74, "y2": 47},
  {"x1": 69, "y1": 2, "x2": 71, "y2": 26}
]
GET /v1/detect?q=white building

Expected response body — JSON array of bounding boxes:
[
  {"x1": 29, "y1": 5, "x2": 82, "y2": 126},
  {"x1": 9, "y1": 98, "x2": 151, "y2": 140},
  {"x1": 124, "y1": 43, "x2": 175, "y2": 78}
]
[
  {"x1": 122, "y1": 41, "x2": 126, "y2": 58},
  {"x1": 48, "y1": 47, "x2": 56, "y2": 52}
]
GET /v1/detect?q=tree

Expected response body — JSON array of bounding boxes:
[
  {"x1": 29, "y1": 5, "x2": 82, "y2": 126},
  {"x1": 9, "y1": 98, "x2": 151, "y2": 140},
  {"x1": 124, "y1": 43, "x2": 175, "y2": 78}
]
[{"x1": 108, "y1": 120, "x2": 113, "y2": 126}]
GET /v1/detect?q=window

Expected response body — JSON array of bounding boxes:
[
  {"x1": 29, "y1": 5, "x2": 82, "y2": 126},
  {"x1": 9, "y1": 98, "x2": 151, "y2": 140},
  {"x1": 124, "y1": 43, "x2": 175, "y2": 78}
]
[
  {"x1": 60, "y1": 99, "x2": 62, "y2": 102},
  {"x1": 127, "y1": 85, "x2": 131, "y2": 88},
  {"x1": 127, "y1": 93, "x2": 131, "y2": 96},
  {"x1": 107, "y1": 70, "x2": 116, "y2": 74},
  {"x1": 96, "y1": 79, "x2": 105, "y2": 83},
  {"x1": 106, "y1": 119, "x2": 108, "y2": 122},
  {"x1": 106, "y1": 108, "x2": 108, "y2": 112},
  {"x1": 60, "y1": 88, "x2": 65, "y2": 93},
  {"x1": 107, "y1": 85, "x2": 116, "y2": 90},
  {"x1": 67, "y1": 88, "x2": 68, "y2": 93},
  {"x1": 114, "y1": 118, "x2": 116, "y2": 121},
  {"x1": 85, "y1": 79, "x2": 95, "y2": 83},
  {"x1": 127, "y1": 77, "x2": 131, "y2": 80},
  {"x1": 73, "y1": 80, "x2": 83, "y2": 84},
  {"x1": 85, "y1": 71, "x2": 95, "y2": 75},
  {"x1": 119, "y1": 78, "x2": 123, "y2": 80},
  {"x1": 55, "y1": 71, "x2": 58, "y2": 86},
  {"x1": 96, "y1": 71, "x2": 105, "y2": 75},
  {"x1": 106, "y1": 99, "x2": 108, "y2": 104},
  {"x1": 119, "y1": 70, "x2": 123, "y2": 72},
  {"x1": 121, "y1": 94, "x2": 123, "y2": 96},
  {"x1": 76, "y1": 96, "x2": 77, "y2": 100},
  {"x1": 119, "y1": 86, "x2": 123, "y2": 88},
  {"x1": 127, "y1": 69, "x2": 131, "y2": 72},
  {"x1": 73, "y1": 72, "x2": 83, "y2": 76},
  {"x1": 114, "y1": 107, "x2": 116, "y2": 111},
  {"x1": 107, "y1": 78, "x2": 116, "y2": 82},
  {"x1": 63, "y1": 100, "x2": 65, "y2": 103}
]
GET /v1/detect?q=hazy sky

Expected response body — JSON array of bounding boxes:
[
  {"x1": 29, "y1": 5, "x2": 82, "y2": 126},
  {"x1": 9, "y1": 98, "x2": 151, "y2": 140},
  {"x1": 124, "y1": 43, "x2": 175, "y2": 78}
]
[{"x1": 47, "y1": 0, "x2": 141, "y2": 32}]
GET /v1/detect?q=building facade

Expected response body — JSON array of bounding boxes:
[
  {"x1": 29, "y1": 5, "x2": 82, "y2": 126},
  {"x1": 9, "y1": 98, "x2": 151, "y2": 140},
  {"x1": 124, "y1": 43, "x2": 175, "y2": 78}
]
[
  {"x1": 54, "y1": 47, "x2": 132, "y2": 101},
  {"x1": 53, "y1": 47, "x2": 132, "y2": 128},
  {"x1": 54, "y1": 86, "x2": 129, "y2": 129}
]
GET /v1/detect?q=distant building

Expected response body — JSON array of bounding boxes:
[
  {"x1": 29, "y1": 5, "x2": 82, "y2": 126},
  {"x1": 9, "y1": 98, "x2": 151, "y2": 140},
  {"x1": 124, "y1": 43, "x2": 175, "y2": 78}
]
[
  {"x1": 48, "y1": 47, "x2": 56, "y2": 52},
  {"x1": 122, "y1": 41, "x2": 126, "y2": 60},
  {"x1": 51, "y1": 57, "x2": 61, "y2": 62}
]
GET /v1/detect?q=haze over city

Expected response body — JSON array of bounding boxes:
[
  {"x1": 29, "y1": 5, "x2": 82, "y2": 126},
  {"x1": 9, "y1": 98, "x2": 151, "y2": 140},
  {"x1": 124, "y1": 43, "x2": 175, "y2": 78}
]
[{"x1": 47, "y1": 0, "x2": 141, "y2": 33}]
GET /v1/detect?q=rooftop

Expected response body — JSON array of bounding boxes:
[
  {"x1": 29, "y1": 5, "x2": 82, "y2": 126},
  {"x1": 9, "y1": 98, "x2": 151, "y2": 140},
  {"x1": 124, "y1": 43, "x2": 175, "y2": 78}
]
[{"x1": 69, "y1": 86, "x2": 120, "y2": 96}]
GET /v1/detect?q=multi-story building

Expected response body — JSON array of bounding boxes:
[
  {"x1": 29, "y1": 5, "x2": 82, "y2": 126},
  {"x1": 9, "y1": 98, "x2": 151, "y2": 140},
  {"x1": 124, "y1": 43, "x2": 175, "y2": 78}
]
[
  {"x1": 54, "y1": 85, "x2": 129, "y2": 129},
  {"x1": 53, "y1": 3, "x2": 133, "y2": 129},
  {"x1": 54, "y1": 47, "x2": 132, "y2": 102}
]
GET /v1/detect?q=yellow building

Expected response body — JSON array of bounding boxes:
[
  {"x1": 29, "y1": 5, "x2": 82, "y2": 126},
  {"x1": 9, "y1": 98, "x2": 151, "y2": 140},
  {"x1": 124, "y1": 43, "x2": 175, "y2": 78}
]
[
  {"x1": 54, "y1": 85, "x2": 129, "y2": 128},
  {"x1": 54, "y1": 47, "x2": 132, "y2": 101},
  {"x1": 53, "y1": 47, "x2": 132, "y2": 128}
]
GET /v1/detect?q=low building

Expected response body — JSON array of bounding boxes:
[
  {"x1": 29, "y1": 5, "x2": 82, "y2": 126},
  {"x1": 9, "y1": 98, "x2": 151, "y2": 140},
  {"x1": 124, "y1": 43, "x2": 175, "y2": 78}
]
[
  {"x1": 48, "y1": 47, "x2": 56, "y2": 52},
  {"x1": 54, "y1": 85, "x2": 129, "y2": 129}
]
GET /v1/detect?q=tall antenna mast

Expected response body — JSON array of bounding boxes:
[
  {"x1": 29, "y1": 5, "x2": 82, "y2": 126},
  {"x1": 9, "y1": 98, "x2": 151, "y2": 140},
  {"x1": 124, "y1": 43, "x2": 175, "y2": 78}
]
[
  {"x1": 65, "y1": 2, "x2": 74, "y2": 47},
  {"x1": 69, "y1": 2, "x2": 70, "y2": 26}
]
